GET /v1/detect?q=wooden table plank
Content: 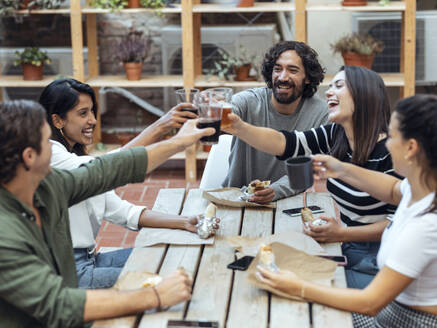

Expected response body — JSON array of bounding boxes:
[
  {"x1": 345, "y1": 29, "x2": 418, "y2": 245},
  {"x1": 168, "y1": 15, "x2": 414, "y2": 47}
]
[
  {"x1": 227, "y1": 208, "x2": 273, "y2": 328},
  {"x1": 93, "y1": 188, "x2": 186, "y2": 328},
  {"x1": 276, "y1": 193, "x2": 352, "y2": 327},
  {"x1": 139, "y1": 189, "x2": 213, "y2": 328},
  {"x1": 185, "y1": 205, "x2": 243, "y2": 326},
  {"x1": 271, "y1": 197, "x2": 311, "y2": 328}
]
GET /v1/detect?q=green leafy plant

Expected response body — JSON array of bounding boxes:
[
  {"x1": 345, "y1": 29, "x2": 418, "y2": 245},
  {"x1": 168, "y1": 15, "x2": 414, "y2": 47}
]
[
  {"x1": 378, "y1": 0, "x2": 390, "y2": 5},
  {"x1": 13, "y1": 47, "x2": 52, "y2": 67},
  {"x1": 0, "y1": 0, "x2": 20, "y2": 17},
  {"x1": 29, "y1": 0, "x2": 65, "y2": 8},
  {"x1": 140, "y1": 0, "x2": 164, "y2": 9},
  {"x1": 0, "y1": 0, "x2": 65, "y2": 19},
  {"x1": 331, "y1": 33, "x2": 384, "y2": 56},
  {"x1": 115, "y1": 30, "x2": 151, "y2": 63},
  {"x1": 89, "y1": 0, "x2": 128, "y2": 11},
  {"x1": 207, "y1": 48, "x2": 259, "y2": 81}
]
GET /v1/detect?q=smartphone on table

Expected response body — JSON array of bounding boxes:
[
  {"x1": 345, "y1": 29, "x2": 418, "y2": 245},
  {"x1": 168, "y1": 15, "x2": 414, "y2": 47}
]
[
  {"x1": 168, "y1": 320, "x2": 219, "y2": 327},
  {"x1": 316, "y1": 255, "x2": 348, "y2": 266},
  {"x1": 283, "y1": 205, "x2": 323, "y2": 217},
  {"x1": 227, "y1": 255, "x2": 255, "y2": 271}
]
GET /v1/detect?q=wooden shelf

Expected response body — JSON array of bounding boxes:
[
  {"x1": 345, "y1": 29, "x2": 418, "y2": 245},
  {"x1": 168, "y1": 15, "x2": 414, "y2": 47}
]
[
  {"x1": 307, "y1": 1, "x2": 405, "y2": 11},
  {"x1": 192, "y1": 2, "x2": 295, "y2": 13},
  {"x1": 89, "y1": 143, "x2": 208, "y2": 160},
  {"x1": 322, "y1": 73, "x2": 405, "y2": 87},
  {"x1": 15, "y1": 8, "x2": 71, "y2": 14},
  {"x1": 195, "y1": 75, "x2": 264, "y2": 88},
  {"x1": 171, "y1": 149, "x2": 209, "y2": 160},
  {"x1": 85, "y1": 75, "x2": 184, "y2": 87},
  {"x1": 81, "y1": 5, "x2": 181, "y2": 14},
  {"x1": 0, "y1": 75, "x2": 62, "y2": 87}
]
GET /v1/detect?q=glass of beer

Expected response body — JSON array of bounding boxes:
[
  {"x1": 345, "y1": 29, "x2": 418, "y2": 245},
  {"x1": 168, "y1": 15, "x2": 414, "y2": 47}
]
[
  {"x1": 175, "y1": 88, "x2": 199, "y2": 115},
  {"x1": 197, "y1": 91, "x2": 223, "y2": 145},
  {"x1": 205, "y1": 88, "x2": 233, "y2": 129}
]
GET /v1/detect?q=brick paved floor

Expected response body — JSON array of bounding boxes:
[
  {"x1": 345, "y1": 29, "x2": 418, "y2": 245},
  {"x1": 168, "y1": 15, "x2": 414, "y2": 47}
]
[{"x1": 95, "y1": 167, "x2": 328, "y2": 251}]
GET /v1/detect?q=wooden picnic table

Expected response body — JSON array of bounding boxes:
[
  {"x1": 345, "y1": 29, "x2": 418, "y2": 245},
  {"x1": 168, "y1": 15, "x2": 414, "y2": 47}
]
[{"x1": 93, "y1": 188, "x2": 353, "y2": 328}]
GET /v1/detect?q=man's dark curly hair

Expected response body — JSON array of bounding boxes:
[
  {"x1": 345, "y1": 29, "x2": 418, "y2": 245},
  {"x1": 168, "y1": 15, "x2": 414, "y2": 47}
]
[
  {"x1": 261, "y1": 41, "x2": 325, "y2": 98},
  {"x1": 0, "y1": 100, "x2": 46, "y2": 184}
]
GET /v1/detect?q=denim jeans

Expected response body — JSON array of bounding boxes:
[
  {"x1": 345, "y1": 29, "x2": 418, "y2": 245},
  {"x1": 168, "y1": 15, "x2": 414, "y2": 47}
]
[
  {"x1": 342, "y1": 241, "x2": 380, "y2": 289},
  {"x1": 74, "y1": 248, "x2": 133, "y2": 289}
]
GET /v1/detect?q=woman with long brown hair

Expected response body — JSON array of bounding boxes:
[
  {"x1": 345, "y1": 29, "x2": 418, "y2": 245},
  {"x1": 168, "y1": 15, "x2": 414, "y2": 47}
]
[{"x1": 224, "y1": 66, "x2": 396, "y2": 289}]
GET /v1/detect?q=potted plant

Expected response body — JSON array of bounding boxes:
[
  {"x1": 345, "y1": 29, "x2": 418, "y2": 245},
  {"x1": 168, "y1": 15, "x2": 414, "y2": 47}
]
[
  {"x1": 331, "y1": 33, "x2": 384, "y2": 69},
  {"x1": 0, "y1": 0, "x2": 20, "y2": 17},
  {"x1": 207, "y1": 48, "x2": 258, "y2": 81},
  {"x1": 341, "y1": 0, "x2": 367, "y2": 6},
  {"x1": 140, "y1": 0, "x2": 165, "y2": 9},
  {"x1": 237, "y1": 0, "x2": 254, "y2": 8},
  {"x1": 89, "y1": 0, "x2": 127, "y2": 11},
  {"x1": 115, "y1": 30, "x2": 151, "y2": 81},
  {"x1": 13, "y1": 47, "x2": 51, "y2": 80}
]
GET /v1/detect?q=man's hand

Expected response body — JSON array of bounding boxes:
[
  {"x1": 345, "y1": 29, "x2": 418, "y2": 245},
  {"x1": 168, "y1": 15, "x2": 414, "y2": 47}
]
[
  {"x1": 183, "y1": 215, "x2": 220, "y2": 235},
  {"x1": 172, "y1": 119, "x2": 215, "y2": 149},
  {"x1": 303, "y1": 216, "x2": 345, "y2": 243},
  {"x1": 220, "y1": 113, "x2": 245, "y2": 136},
  {"x1": 155, "y1": 269, "x2": 193, "y2": 308},
  {"x1": 249, "y1": 187, "x2": 275, "y2": 204},
  {"x1": 154, "y1": 103, "x2": 198, "y2": 133}
]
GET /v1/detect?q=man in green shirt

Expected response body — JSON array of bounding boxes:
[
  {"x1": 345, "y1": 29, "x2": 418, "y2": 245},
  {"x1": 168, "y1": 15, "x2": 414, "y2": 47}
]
[{"x1": 0, "y1": 100, "x2": 214, "y2": 327}]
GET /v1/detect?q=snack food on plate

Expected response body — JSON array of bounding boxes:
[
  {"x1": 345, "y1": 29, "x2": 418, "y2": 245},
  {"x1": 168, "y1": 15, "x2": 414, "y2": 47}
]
[
  {"x1": 259, "y1": 244, "x2": 279, "y2": 272},
  {"x1": 141, "y1": 276, "x2": 163, "y2": 288},
  {"x1": 247, "y1": 180, "x2": 271, "y2": 194}
]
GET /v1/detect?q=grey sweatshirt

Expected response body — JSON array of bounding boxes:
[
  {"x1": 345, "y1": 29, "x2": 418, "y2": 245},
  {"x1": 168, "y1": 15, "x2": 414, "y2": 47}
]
[{"x1": 222, "y1": 87, "x2": 329, "y2": 200}]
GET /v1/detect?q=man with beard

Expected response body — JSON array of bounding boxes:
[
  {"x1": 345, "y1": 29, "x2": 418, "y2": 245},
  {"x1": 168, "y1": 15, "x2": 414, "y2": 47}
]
[{"x1": 222, "y1": 41, "x2": 329, "y2": 203}]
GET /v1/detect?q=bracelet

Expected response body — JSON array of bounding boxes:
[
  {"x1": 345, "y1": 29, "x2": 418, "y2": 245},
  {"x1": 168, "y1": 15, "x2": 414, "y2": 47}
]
[
  {"x1": 300, "y1": 281, "x2": 306, "y2": 299},
  {"x1": 152, "y1": 286, "x2": 162, "y2": 311}
]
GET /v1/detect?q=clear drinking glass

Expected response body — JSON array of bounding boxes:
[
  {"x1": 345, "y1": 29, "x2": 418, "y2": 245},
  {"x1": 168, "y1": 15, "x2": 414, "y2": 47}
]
[
  {"x1": 196, "y1": 91, "x2": 223, "y2": 145},
  {"x1": 204, "y1": 87, "x2": 233, "y2": 128},
  {"x1": 175, "y1": 88, "x2": 200, "y2": 115}
]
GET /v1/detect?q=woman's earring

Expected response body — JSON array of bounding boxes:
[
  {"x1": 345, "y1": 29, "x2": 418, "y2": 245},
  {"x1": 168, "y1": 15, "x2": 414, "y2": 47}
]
[
  {"x1": 59, "y1": 128, "x2": 65, "y2": 138},
  {"x1": 404, "y1": 155, "x2": 413, "y2": 165}
]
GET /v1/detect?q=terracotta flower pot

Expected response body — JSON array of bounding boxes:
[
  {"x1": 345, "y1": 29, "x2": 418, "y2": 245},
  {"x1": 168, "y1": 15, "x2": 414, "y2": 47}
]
[
  {"x1": 22, "y1": 63, "x2": 44, "y2": 81},
  {"x1": 237, "y1": 0, "x2": 254, "y2": 7},
  {"x1": 234, "y1": 64, "x2": 252, "y2": 81},
  {"x1": 20, "y1": 0, "x2": 36, "y2": 9},
  {"x1": 341, "y1": 52, "x2": 375, "y2": 69},
  {"x1": 123, "y1": 62, "x2": 143, "y2": 81},
  {"x1": 127, "y1": 0, "x2": 141, "y2": 8},
  {"x1": 341, "y1": 0, "x2": 367, "y2": 6}
]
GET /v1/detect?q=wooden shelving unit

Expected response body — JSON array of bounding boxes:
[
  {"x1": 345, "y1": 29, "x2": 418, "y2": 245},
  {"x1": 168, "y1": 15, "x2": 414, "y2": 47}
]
[
  {"x1": 298, "y1": 0, "x2": 416, "y2": 97},
  {"x1": 0, "y1": 0, "x2": 416, "y2": 182}
]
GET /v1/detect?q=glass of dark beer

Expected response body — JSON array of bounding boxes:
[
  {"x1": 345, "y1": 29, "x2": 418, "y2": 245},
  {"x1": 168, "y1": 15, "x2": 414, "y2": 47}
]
[
  {"x1": 175, "y1": 88, "x2": 199, "y2": 115},
  {"x1": 197, "y1": 91, "x2": 223, "y2": 145},
  {"x1": 204, "y1": 88, "x2": 233, "y2": 129}
]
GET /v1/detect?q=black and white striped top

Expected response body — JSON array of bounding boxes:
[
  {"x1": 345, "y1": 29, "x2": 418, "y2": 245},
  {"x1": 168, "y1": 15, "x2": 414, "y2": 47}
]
[{"x1": 278, "y1": 124, "x2": 397, "y2": 226}]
